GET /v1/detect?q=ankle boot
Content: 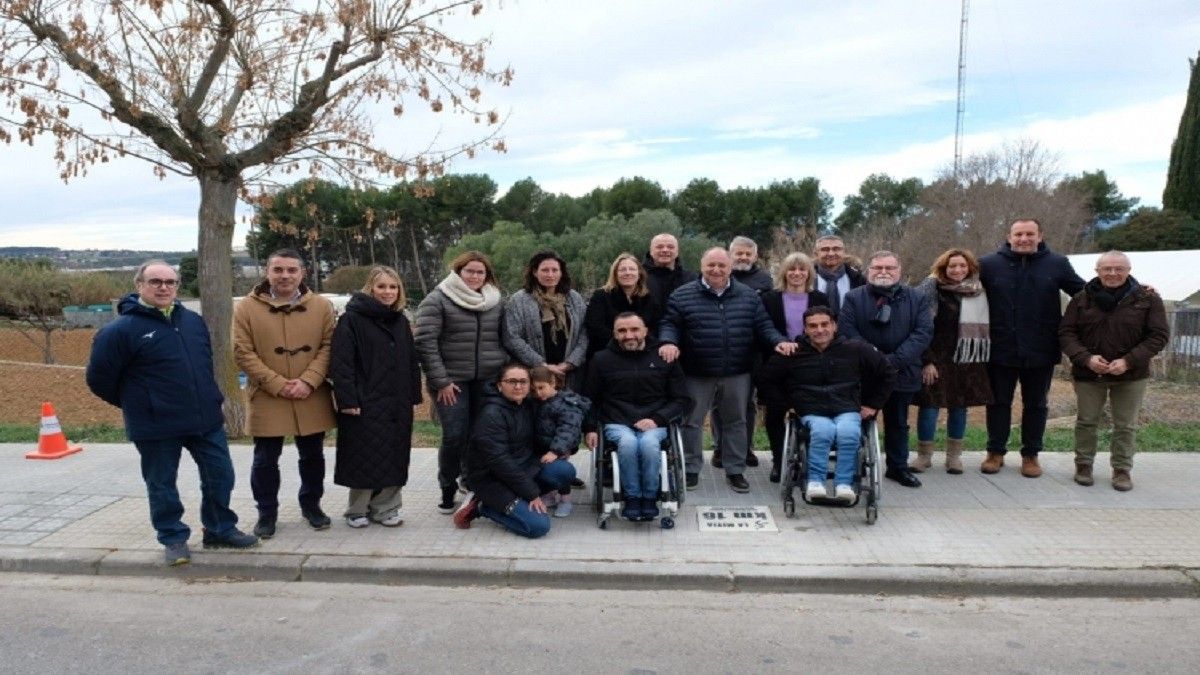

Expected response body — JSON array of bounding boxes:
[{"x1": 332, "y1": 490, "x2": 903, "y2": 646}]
[
  {"x1": 1112, "y1": 468, "x2": 1133, "y2": 492},
  {"x1": 1020, "y1": 454, "x2": 1043, "y2": 478},
  {"x1": 980, "y1": 452, "x2": 1004, "y2": 474},
  {"x1": 1073, "y1": 462, "x2": 1094, "y2": 486},
  {"x1": 909, "y1": 441, "x2": 934, "y2": 473},
  {"x1": 945, "y1": 438, "x2": 964, "y2": 475}
]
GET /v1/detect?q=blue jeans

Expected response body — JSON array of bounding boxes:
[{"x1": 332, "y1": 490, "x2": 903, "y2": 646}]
[
  {"x1": 134, "y1": 425, "x2": 239, "y2": 545},
  {"x1": 604, "y1": 424, "x2": 668, "y2": 499},
  {"x1": 436, "y1": 379, "x2": 485, "y2": 491},
  {"x1": 477, "y1": 460, "x2": 575, "y2": 539},
  {"x1": 802, "y1": 413, "x2": 861, "y2": 487},
  {"x1": 916, "y1": 406, "x2": 967, "y2": 442},
  {"x1": 251, "y1": 432, "x2": 325, "y2": 517}
]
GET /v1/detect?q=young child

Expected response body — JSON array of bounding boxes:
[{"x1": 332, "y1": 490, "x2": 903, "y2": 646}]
[{"x1": 530, "y1": 366, "x2": 590, "y2": 518}]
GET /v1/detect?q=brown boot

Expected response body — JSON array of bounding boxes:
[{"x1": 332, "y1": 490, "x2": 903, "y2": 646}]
[
  {"x1": 1073, "y1": 463, "x2": 1093, "y2": 486},
  {"x1": 1020, "y1": 455, "x2": 1043, "y2": 478},
  {"x1": 980, "y1": 452, "x2": 1004, "y2": 474},
  {"x1": 909, "y1": 441, "x2": 934, "y2": 473},
  {"x1": 945, "y1": 439, "x2": 964, "y2": 475},
  {"x1": 1112, "y1": 468, "x2": 1133, "y2": 492}
]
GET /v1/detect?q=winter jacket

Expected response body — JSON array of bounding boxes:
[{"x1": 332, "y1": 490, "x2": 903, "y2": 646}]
[
  {"x1": 979, "y1": 242, "x2": 1085, "y2": 368},
  {"x1": 534, "y1": 390, "x2": 591, "y2": 457},
  {"x1": 659, "y1": 278, "x2": 787, "y2": 378},
  {"x1": 839, "y1": 283, "x2": 933, "y2": 393},
  {"x1": 502, "y1": 289, "x2": 588, "y2": 389},
  {"x1": 465, "y1": 384, "x2": 541, "y2": 512},
  {"x1": 762, "y1": 289, "x2": 831, "y2": 341},
  {"x1": 86, "y1": 295, "x2": 225, "y2": 442},
  {"x1": 1059, "y1": 278, "x2": 1169, "y2": 383},
  {"x1": 912, "y1": 278, "x2": 993, "y2": 409},
  {"x1": 758, "y1": 335, "x2": 896, "y2": 418},
  {"x1": 583, "y1": 287, "x2": 663, "y2": 359},
  {"x1": 233, "y1": 281, "x2": 337, "y2": 437},
  {"x1": 643, "y1": 253, "x2": 698, "y2": 311},
  {"x1": 732, "y1": 265, "x2": 773, "y2": 293},
  {"x1": 582, "y1": 339, "x2": 693, "y2": 432},
  {"x1": 413, "y1": 283, "x2": 506, "y2": 391},
  {"x1": 330, "y1": 293, "x2": 423, "y2": 489}
]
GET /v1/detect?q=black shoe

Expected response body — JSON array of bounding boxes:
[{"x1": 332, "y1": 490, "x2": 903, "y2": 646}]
[
  {"x1": 301, "y1": 507, "x2": 332, "y2": 530},
  {"x1": 710, "y1": 452, "x2": 723, "y2": 469},
  {"x1": 727, "y1": 474, "x2": 750, "y2": 493},
  {"x1": 769, "y1": 464, "x2": 782, "y2": 483},
  {"x1": 571, "y1": 477, "x2": 586, "y2": 489},
  {"x1": 746, "y1": 451, "x2": 760, "y2": 468},
  {"x1": 437, "y1": 486, "x2": 457, "y2": 514},
  {"x1": 253, "y1": 515, "x2": 276, "y2": 539},
  {"x1": 640, "y1": 496, "x2": 659, "y2": 521},
  {"x1": 884, "y1": 468, "x2": 923, "y2": 488},
  {"x1": 685, "y1": 473, "x2": 699, "y2": 491},
  {"x1": 621, "y1": 496, "x2": 643, "y2": 521},
  {"x1": 202, "y1": 528, "x2": 260, "y2": 549}
]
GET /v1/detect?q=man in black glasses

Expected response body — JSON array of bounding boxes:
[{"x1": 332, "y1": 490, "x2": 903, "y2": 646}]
[
  {"x1": 87, "y1": 260, "x2": 258, "y2": 566},
  {"x1": 838, "y1": 251, "x2": 933, "y2": 488},
  {"x1": 234, "y1": 248, "x2": 337, "y2": 537}
]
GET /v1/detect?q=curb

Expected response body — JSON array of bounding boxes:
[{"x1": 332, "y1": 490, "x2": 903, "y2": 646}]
[{"x1": 2, "y1": 547, "x2": 1198, "y2": 598}]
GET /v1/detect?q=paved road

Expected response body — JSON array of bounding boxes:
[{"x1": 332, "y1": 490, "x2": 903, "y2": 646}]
[{"x1": 2, "y1": 575, "x2": 1197, "y2": 674}]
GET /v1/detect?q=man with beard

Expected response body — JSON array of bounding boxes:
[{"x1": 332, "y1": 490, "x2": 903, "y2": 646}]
[
  {"x1": 643, "y1": 233, "x2": 698, "y2": 311},
  {"x1": 583, "y1": 313, "x2": 692, "y2": 520},
  {"x1": 812, "y1": 234, "x2": 866, "y2": 317},
  {"x1": 839, "y1": 251, "x2": 933, "y2": 488}
]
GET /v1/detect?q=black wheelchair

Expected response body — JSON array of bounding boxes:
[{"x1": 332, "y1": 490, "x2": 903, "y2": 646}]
[
  {"x1": 779, "y1": 413, "x2": 882, "y2": 524},
  {"x1": 591, "y1": 421, "x2": 687, "y2": 530}
]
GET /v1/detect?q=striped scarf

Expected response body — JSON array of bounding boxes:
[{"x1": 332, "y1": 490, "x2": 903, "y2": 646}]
[{"x1": 937, "y1": 276, "x2": 990, "y2": 364}]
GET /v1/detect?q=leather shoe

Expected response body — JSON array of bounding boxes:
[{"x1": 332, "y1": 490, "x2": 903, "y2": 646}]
[
  {"x1": 884, "y1": 468, "x2": 922, "y2": 488},
  {"x1": 1020, "y1": 455, "x2": 1043, "y2": 478},
  {"x1": 769, "y1": 464, "x2": 781, "y2": 483},
  {"x1": 727, "y1": 474, "x2": 750, "y2": 493},
  {"x1": 710, "y1": 451, "x2": 723, "y2": 469},
  {"x1": 980, "y1": 452, "x2": 1005, "y2": 474},
  {"x1": 685, "y1": 473, "x2": 699, "y2": 490},
  {"x1": 253, "y1": 515, "x2": 276, "y2": 539},
  {"x1": 301, "y1": 506, "x2": 332, "y2": 530},
  {"x1": 745, "y1": 451, "x2": 760, "y2": 467}
]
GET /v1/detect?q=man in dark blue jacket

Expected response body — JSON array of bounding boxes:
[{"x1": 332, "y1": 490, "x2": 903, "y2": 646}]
[
  {"x1": 659, "y1": 248, "x2": 795, "y2": 492},
  {"x1": 979, "y1": 219, "x2": 1085, "y2": 478},
  {"x1": 840, "y1": 251, "x2": 933, "y2": 488},
  {"x1": 86, "y1": 260, "x2": 257, "y2": 566}
]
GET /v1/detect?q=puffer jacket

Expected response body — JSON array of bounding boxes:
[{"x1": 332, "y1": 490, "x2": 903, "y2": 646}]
[
  {"x1": 465, "y1": 384, "x2": 541, "y2": 512},
  {"x1": 659, "y1": 278, "x2": 786, "y2": 377},
  {"x1": 582, "y1": 339, "x2": 692, "y2": 431},
  {"x1": 643, "y1": 253, "x2": 698, "y2": 310},
  {"x1": 1059, "y1": 277, "x2": 1169, "y2": 382},
  {"x1": 534, "y1": 390, "x2": 591, "y2": 457},
  {"x1": 86, "y1": 295, "x2": 225, "y2": 441},
  {"x1": 413, "y1": 284, "x2": 506, "y2": 391},
  {"x1": 758, "y1": 334, "x2": 896, "y2": 417},
  {"x1": 980, "y1": 242, "x2": 1085, "y2": 368},
  {"x1": 838, "y1": 283, "x2": 933, "y2": 393}
]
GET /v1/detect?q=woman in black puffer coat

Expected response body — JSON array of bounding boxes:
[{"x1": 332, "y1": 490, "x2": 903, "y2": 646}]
[{"x1": 330, "y1": 266, "x2": 423, "y2": 529}]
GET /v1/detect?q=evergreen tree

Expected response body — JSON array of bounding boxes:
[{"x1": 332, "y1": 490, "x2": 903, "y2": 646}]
[{"x1": 1164, "y1": 52, "x2": 1200, "y2": 218}]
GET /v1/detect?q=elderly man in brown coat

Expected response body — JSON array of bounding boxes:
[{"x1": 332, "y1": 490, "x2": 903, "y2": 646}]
[
  {"x1": 234, "y1": 248, "x2": 337, "y2": 537},
  {"x1": 1059, "y1": 250, "x2": 1169, "y2": 492}
]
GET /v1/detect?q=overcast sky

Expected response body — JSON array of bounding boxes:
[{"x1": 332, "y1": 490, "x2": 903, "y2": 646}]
[{"x1": 0, "y1": 0, "x2": 1195, "y2": 251}]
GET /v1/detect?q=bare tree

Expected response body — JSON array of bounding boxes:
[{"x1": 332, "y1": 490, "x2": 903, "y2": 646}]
[{"x1": 0, "y1": 0, "x2": 510, "y2": 431}]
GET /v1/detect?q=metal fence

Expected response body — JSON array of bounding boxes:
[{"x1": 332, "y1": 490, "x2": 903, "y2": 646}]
[{"x1": 1163, "y1": 305, "x2": 1200, "y2": 383}]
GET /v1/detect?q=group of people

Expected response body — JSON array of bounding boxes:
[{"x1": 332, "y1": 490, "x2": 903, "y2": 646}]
[{"x1": 85, "y1": 217, "x2": 1170, "y2": 562}]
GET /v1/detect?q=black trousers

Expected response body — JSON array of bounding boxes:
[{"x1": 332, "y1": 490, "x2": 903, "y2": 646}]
[
  {"x1": 251, "y1": 432, "x2": 326, "y2": 516},
  {"x1": 985, "y1": 364, "x2": 1054, "y2": 456}
]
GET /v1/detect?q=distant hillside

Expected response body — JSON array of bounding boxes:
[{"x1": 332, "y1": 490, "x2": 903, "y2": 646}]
[{"x1": 0, "y1": 247, "x2": 251, "y2": 270}]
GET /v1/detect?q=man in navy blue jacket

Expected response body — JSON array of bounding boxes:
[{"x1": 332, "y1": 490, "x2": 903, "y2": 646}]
[
  {"x1": 659, "y1": 248, "x2": 796, "y2": 493},
  {"x1": 840, "y1": 251, "x2": 933, "y2": 488},
  {"x1": 978, "y1": 219, "x2": 1085, "y2": 478},
  {"x1": 86, "y1": 260, "x2": 257, "y2": 566}
]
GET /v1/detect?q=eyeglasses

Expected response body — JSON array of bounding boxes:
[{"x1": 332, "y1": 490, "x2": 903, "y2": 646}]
[
  {"x1": 500, "y1": 378, "x2": 530, "y2": 386},
  {"x1": 142, "y1": 278, "x2": 178, "y2": 288},
  {"x1": 1097, "y1": 266, "x2": 1129, "y2": 273}
]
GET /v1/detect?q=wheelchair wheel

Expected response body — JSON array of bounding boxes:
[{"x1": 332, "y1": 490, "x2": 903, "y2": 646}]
[
  {"x1": 865, "y1": 490, "x2": 878, "y2": 525},
  {"x1": 660, "y1": 516, "x2": 674, "y2": 530},
  {"x1": 670, "y1": 424, "x2": 686, "y2": 506},
  {"x1": 783, "y1": 497, "x2": 796, "y2": 519},
  {"x1": 779, "y1": 417, "x2": 795, "y2": 503},
  {"x1": 591, "y1": 446, "x2": 605, "y2": 514}
]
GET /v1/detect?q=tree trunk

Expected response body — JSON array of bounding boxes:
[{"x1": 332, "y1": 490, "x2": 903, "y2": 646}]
[
  {"x1": 197, "y1": 174, "x2": 247, "y2": 437},
  {"x1": 407, "y1": 222, "x2": 429, "y2": 296},
  {"x1": 41, "y1": 328, "x2": 54, "y2": 365}
]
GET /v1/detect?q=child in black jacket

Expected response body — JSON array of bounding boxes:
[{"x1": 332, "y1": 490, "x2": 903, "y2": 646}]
[{"x1": 530, "y1": 366, "x2": 590, "y2": 517}]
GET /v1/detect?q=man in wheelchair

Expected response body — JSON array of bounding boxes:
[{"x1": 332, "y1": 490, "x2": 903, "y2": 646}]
[
  {"x1": 760, "y1": 306, "x2": 895, "y2": 503},
  {"x1": 584, "y1": 312, "x2": 692, "y2": 521}
]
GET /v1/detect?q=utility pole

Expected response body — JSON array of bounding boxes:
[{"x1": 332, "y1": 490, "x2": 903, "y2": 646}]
[{"x1": 954, "y1": 0, "x2": 970, "y2": 183}]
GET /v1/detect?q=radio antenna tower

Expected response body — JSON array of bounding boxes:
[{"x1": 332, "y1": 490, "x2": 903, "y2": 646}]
[{"x1": 954, "y1": 0, "x2": 970, "y2": 182}]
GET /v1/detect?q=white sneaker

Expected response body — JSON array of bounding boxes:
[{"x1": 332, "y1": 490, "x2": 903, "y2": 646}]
[
  {"x1": 346, "y1": 515, "x2": 369, "y2": 528},
  {"x1": 373, "y1": 510, "x2": 404, "y2": 527},
  {"x1": 554, "y1": 500, "x2": 573, "y2": 518},
  {"x1": 835, "y1": 484, "x2": 856, "y2": 503},
  {"x1": 806, "y1": 481, "x2": 827, "y2": 499}
]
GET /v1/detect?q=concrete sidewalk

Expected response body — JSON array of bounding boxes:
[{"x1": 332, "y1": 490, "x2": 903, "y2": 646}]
[{"x1": 2, "y1": 443, "x2": 1199, "y2": 597}]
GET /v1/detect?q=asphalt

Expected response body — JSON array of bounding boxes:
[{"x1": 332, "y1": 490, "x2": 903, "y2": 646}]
[{"x1": 2, "y1": 442, "x2": 1199, "y2": 597}]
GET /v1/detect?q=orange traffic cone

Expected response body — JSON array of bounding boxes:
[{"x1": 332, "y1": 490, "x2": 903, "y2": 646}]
[{"x1": 25, "y1": 402, "x2": 83, "y2": 460}]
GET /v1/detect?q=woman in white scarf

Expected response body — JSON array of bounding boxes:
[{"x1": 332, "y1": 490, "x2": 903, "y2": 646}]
[
  {"x1": 911, "y1": 249, "x2": 994, "y2": 475},
  {"x1": 413, "y1": 251, "x2": 506, "y2": 514}
]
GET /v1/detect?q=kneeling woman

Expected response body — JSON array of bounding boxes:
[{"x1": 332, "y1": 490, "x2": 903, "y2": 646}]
[
  {"x1": 453, "y1": 364, "x2": 576, "y2": 538},
  {"x1": 330, "y1": 266, "x2": 423, "y2": 528}
]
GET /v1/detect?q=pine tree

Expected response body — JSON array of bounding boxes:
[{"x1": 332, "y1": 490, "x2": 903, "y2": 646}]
[{"x1": 1164, "y1": 52, "x2": 1200, "y2": 218}]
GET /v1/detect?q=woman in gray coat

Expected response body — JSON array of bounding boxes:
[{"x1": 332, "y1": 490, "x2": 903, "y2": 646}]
[
  {"x1": 414, "y1": 251, "x2": 507, "y2": 514},
  {"x1": 502, "y1": 250, "x2": 588, "y2": 391}
]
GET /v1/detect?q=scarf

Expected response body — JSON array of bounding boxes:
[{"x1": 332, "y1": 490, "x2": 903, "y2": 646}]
[
  {"x1": 936, "y1": 275, "x2": 990, "y2": 364},
  {"x1": 437, "y1": 272, "x2": 501, "y2": 312},
  {"x1": 1086, "y1": 277, "x2": 1133, "y2": 312},
  {"x1": 816, "y1": 265, "x2": 848, "y2": 313},
  {"x1": 532, "y1": 287, "x2": 569, "y2": 346}
]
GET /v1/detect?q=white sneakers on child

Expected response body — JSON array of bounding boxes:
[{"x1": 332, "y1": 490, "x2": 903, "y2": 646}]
[{"x1": 806, "y1": 481, "x2": 827, "y2": 499}]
